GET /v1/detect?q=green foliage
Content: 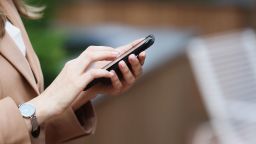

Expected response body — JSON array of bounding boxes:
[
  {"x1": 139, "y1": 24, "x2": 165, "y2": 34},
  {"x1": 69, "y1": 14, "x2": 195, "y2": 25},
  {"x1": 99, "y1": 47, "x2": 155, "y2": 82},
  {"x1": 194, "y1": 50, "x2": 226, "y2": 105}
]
[
  {"x1": 26, "y1": 27, "x2": 67, "y2": 87},
  {"x1": 23, "y1": 0, "x2": 68, "y2": 87}
]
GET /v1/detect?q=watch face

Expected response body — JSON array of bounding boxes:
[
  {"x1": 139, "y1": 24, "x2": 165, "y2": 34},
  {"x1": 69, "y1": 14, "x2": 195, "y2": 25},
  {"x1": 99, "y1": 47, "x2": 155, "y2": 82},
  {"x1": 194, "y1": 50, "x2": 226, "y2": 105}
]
[{"x1": 19, "y1": 104, "x2": 36, "y2": 118}]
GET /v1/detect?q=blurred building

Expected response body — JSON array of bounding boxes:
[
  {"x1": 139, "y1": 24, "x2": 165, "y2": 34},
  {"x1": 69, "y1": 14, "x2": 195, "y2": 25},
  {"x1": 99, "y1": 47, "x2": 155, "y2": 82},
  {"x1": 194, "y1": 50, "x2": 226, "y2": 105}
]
[{"x1": 55, "y1": 0, "x2": 256, "y2": 34}]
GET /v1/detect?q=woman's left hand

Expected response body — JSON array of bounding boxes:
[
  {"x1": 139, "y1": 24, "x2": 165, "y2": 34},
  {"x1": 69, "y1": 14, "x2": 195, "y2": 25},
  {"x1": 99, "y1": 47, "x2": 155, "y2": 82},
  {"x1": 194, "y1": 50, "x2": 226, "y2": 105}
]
[{"x1": 91, "y1": 39, "x2": 146, "y2": 96}]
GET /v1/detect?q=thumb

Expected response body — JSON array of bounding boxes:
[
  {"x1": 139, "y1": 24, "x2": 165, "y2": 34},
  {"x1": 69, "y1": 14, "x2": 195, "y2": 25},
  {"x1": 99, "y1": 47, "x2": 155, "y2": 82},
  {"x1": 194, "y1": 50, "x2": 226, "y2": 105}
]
[{"x1": 117, "y1": 38, "x2": 144, "y2": 53}]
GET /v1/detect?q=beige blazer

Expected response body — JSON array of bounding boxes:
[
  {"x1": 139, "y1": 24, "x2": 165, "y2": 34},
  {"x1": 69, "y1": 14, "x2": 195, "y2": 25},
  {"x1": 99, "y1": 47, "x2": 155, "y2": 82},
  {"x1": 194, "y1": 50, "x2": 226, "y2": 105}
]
[{"x1": 0, "y1": 0, "x2": 96, "y2": 144}]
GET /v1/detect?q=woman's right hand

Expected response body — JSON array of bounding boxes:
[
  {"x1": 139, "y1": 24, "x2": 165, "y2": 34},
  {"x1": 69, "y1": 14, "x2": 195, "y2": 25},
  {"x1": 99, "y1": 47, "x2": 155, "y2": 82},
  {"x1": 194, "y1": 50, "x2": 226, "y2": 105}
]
[{"x1": 28, "y1": 46, "x2": 119, "y2": 128}]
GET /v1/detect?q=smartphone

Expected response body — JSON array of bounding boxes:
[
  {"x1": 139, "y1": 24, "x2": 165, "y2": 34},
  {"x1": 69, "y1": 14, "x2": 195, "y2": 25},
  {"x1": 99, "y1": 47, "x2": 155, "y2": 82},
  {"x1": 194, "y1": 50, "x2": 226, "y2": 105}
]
[{"x1": 84, "y1": 34, "x2": 155, "y2": 91}]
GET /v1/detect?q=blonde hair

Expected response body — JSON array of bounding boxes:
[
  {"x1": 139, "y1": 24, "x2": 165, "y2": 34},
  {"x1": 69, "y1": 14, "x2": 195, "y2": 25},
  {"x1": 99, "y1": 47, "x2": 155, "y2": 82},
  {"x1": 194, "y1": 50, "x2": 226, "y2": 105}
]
[{"x1": 0, "y1": 0, "x2": 44, "y2": 37}]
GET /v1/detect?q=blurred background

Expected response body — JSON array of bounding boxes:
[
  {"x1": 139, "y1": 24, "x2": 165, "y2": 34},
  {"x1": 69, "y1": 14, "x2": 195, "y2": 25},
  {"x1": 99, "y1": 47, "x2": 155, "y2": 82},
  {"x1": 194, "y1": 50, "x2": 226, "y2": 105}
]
[{"x1": 24, "y1": 0, "x2": 256, "y2": 144}]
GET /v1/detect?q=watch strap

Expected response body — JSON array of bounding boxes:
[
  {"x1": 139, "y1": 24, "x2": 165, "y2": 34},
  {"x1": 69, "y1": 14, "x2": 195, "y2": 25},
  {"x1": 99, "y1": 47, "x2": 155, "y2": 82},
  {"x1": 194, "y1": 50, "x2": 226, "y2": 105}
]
[{"x1": 31, "y1": 115, "x2": 40, "y2": 138}]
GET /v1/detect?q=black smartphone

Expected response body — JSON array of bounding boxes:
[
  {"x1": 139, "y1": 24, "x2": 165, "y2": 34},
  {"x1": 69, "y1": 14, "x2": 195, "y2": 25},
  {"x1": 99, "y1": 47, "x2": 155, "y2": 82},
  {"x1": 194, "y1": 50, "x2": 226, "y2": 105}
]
[{"x1": 84, "y1": 34, "x2": 155, "y2": 91}]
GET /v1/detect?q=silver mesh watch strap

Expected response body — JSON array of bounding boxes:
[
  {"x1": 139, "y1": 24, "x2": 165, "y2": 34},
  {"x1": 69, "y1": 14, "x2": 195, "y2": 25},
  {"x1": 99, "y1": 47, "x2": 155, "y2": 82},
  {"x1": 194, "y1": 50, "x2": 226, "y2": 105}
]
[{"x1": 31, "y1": 115, "x2": 40, "y2": 138}]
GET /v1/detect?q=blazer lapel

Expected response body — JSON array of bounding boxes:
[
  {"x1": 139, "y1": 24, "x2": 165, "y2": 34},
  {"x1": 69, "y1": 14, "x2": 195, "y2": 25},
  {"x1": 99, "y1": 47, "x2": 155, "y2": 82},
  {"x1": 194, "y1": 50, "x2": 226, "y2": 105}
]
[
  {"x1": 0, "y1": 0, "x2": 44, "y2": 94},
  {"x1": 14, "y1": 7, "x2": 44, "y2": 93},
  {"x1": 17, "y1": 16, "x2": 44, "y2": 92},
  {"x1": 0, "y1": 33, "x2": 40, "y2": 94},
  {"x1": 25, "y1": 41, "x2": 44, "y2": 93}
]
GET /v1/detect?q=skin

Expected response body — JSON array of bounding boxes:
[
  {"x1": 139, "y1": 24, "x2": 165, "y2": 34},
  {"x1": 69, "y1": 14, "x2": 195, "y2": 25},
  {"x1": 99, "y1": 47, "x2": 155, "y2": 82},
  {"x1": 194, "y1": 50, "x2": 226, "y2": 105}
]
[{"x1": 25, "y1": 39, "x2": 146, "y2": 131}]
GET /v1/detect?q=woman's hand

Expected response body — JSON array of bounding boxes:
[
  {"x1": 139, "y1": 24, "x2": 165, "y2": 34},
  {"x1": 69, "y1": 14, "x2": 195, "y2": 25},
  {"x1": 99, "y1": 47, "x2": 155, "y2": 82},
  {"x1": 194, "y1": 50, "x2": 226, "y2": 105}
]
[
  {"x1": 96, "y1": 39, "x2": 146, "y2": 95},
  {"x1": 72, "y1": 39, "x2": 147, "y2": 110},
  {"x1": 93, "y1": 52, "x2": 146, "y2": 95},
  {"x1": 28, "y1": 46, "x2": 120, "y2": 127}
]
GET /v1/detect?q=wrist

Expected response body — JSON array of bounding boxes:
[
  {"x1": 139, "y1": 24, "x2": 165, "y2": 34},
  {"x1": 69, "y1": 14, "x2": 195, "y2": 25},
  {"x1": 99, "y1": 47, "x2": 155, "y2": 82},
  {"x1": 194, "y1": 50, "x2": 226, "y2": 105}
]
[
  {"x1": 18, "y1": 103, "x2": 41, "y2": 137},
  {"x1": 27, "y1": 94, "x2": 56, "y2": 125}
]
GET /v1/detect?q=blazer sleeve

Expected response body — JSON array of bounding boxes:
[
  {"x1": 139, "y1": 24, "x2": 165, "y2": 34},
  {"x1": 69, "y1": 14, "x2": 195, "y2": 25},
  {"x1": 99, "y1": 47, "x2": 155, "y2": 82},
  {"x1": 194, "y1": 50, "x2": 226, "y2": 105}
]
[
  {"x1": 45, "y1": 94, "x2": 97, "y2": 143},
  {"x1": 0, "y1": 97, "x2": 31, "y2": 144}
]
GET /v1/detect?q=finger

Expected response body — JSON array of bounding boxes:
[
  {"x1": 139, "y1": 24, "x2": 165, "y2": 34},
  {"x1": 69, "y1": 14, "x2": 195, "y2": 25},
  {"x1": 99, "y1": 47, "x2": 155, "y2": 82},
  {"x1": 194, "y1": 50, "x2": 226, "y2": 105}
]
[
  {"x1": 82, "y1": 69, "x2": 112, "y2": 85},
  {"x1": 117, "y1": 38, "x2": 144, "y2": 53},
  {"x1": 80, "y1": 46, "x2": 118, "y2": 59},
  {"x1": 138, "y1": 51, "x2": 146, "y2": 65},
  {"x1": 110, "y1": 70, "x2": 123, "y2": 89},
  {"x1": 119, "y1": 61, "x2": 135, "y2": 85},
  {"x1": 78, "y1": 51, "x2": 119, "y2": 70},
  {"x1": 79, "y1": 46, "x2": 119, "y2": 62},
  {"x1": 129, "y1": 54, "x2": 142, "y2": 77},
  {"x1": 130, "y1": 38, "x2": 144, "y2": 48},
  {"x1": 88, "y1": 51, "x2": 119, "y2": 61},
  {"x1": 86, "y1": 46, "x2": 118, "y2": 52}
]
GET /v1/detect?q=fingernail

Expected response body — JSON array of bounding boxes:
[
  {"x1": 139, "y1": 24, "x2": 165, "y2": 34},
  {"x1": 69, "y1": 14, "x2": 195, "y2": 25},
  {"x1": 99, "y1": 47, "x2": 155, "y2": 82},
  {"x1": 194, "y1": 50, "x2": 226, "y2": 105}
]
[{"x1": 120, "y1": 61, "x2": 125, "y2": 67}]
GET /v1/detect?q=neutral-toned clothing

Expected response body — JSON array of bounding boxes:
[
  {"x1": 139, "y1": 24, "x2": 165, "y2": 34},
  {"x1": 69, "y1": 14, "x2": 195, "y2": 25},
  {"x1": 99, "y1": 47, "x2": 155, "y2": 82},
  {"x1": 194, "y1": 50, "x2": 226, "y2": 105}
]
[
  {"x1": 0, "y1": 0, "x2": 96, "y2": 144},
  {"x1": 5, "y1": 20, "x2": 26, "y2": 56}
]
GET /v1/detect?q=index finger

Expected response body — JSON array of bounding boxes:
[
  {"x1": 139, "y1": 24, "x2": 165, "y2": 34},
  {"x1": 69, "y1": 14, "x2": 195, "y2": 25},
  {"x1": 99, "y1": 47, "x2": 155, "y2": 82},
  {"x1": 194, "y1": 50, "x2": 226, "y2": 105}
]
[{"x1": 117, "y1": 38, "x2": 144, "y2": 54}]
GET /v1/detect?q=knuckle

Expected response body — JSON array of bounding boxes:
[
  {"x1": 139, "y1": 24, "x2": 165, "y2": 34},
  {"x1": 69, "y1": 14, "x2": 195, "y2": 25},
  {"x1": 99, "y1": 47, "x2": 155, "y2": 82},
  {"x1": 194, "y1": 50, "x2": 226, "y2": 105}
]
[
  {"x1": 65, "y1": 59, "x2": 75, "y2": 68},
  {"x1": 113, "y1": 80, "x2": 120, "y2": 88},
  {"x1": 113, "y1": 88, "x2": 122, "y2": 95},
  {"x1": 133, "y1": 66, "x2": 140, "y2": 73},
  {"x1": 65, "y1": 60, "x2": 72, "y2": 67},
  {"x1": 135, "y1": 67, "x2": 142, "y2": 75},
  {"x1": 88, "y1": 69, "x2": 100, "y2": 78},
  {"x1": 117, "y1": 83, "x2": 123, "y2": 89},
  {"x1": 135, "y1": 61, "x2": 141, "y2": 67},
  {"x1": 85, "y1": 53, "x2": 93, "y2": 62},
  {"x1": 125, "y1": 70, "x2": 131, "y2": 76},
  {"x1": 113, "y1": 75, "x2": 119, "y2": 81},
  {"x1": 127, "y1": 77, "x2": 135, "y2": 85},
  {"x1": 87, "y1": 46, "x2": 94, "y2": 51},
  {"x1": 131, "y1": 79, "x2": 135, "y2": 84},
  {"x1": 122, "y1": 66, "x2": 129, "y2": 73}
]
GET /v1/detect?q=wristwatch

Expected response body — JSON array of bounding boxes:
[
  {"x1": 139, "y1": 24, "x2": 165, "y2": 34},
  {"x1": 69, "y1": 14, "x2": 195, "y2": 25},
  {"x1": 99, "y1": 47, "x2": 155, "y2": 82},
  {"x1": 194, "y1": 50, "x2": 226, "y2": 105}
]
[{"x1": 18, "y1": 103, "x2": 40, "y2": 138}]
